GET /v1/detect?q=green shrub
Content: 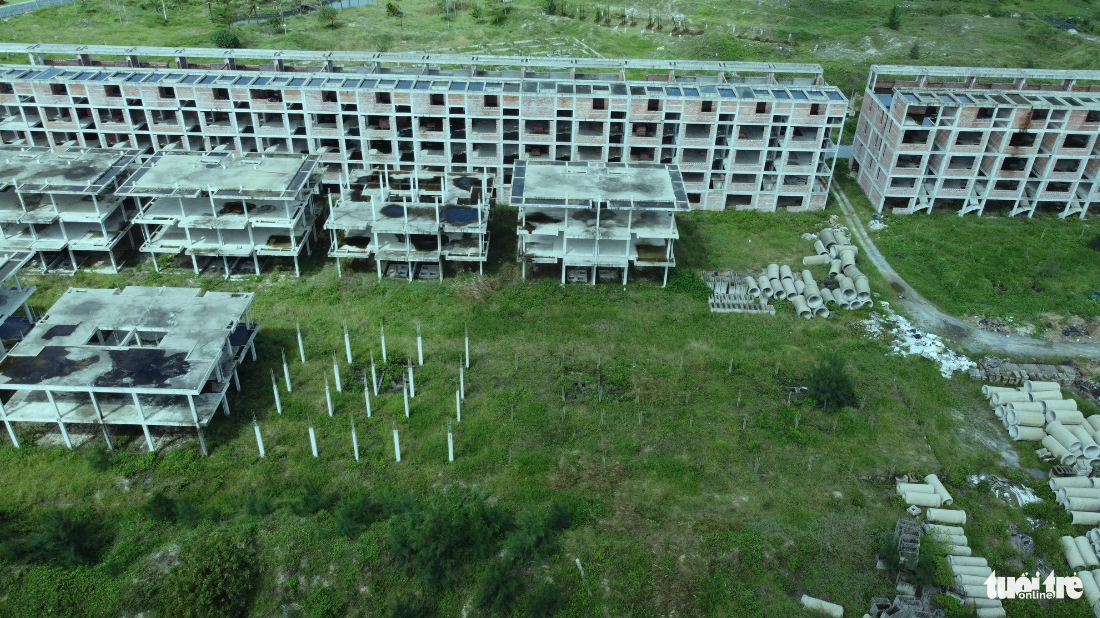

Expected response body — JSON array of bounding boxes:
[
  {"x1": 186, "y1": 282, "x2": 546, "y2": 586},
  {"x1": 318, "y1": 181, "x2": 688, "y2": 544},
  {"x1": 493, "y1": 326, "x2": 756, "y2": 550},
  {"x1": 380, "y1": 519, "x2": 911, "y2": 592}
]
[
  {"x1": 525, "y1": 582, "x2": 566, "y2": 617},
  {"x1": 665, "y1": 268, "x2": 711, "y2": 301},
  {"x1": 388, "y1": 597, "x2": 426, "y2": 618},
  {"x1": 305, "y1": 585, "x2": 345, "y2": 618},
  {"x1": 886, "y1": 5, "x2": 901, "y2": 30},
  {"x1": 16, "y1": 509, "x2": 109, "y2": 568},
  {"x1": 145, "y1": 491, "x2": 177, "y2": 522},
  {"x1": 160, "y1": 528, "x2": 258, "y2": 618},
  {"x1": 334, "y1": 494, "x2": 384, "y2": 538},
  {"x1": 245, "y1": 492, "x2": 275, "y2": 517},
  {"x1": 210, "y1": 29, "x2": 241, "y2": 49},
  {"x1": 685, "y1": 31, "x2": 746, "y2": 61},
  {"x1": 316, "y1": 4, "x2": 338, "y2": 28},
  {"x1": 293, "y1": 482, "x2": 330, "y2": 515},
  {"x1": 806, "y1": 355, "x2": 858, "y2": 411},
  {"x1": 385, "y1": 1, "x2": 403, "y2": 17},
  {"x1": 475, "y1": 557, "x2": 523, "y2": 614}
]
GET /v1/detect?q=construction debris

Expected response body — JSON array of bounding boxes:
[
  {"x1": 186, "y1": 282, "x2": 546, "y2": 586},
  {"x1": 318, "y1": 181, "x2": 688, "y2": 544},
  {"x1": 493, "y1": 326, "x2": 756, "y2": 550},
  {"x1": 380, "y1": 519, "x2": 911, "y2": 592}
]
[
  {"x1": 863, "y1": 303, "x2": 976, "y2": 378},
  {"x1": 700, "y1": 270, "x2": 775, "y2": 314},
  {"x1": 970, "y1": 356, "x2": 1078, "y2": 386}
]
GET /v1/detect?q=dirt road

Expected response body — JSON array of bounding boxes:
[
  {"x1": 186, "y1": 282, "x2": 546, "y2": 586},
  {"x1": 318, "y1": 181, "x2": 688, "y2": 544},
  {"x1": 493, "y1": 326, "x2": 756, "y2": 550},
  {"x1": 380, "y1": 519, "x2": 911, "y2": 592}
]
[{"x1": 832, "y1": 188, "x2": 1100, "y2": 359}]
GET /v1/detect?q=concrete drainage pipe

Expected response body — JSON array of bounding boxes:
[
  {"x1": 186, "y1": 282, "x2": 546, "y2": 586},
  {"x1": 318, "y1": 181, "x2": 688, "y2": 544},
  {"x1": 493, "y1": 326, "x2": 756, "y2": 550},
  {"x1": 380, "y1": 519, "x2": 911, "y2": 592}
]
[
  {"x1": 818, "y1": 229, "x2": 837, "y2": 249},
  {"x1": 804, "y1": 282, "x2": 823, "y2": 307},
  {"x1": 945, "y1": 545, "x2": 972, "y2": 557},
  {"x1": 1063, "y1": 536, "x2": 1087, "y2": 569},
  {"x1": 794, "y1": 280, "x2": 806, "y2": 295},
  {"x1": 993, "y1": 405, "x2": 1006, "y2": 421},
  {"x1": 1058, "y1": 488, "x2": 1100, "y2": 504},
  {"x1": 927, "y1": 508, "x2": 966, "y2": 524},
  {"x1": 854, "y1": 278, "x2": 871, "y2": 301},
  {"x1": 831, "y1": 244, "x2": 859, "y2": 259},
  {"x1": 781, "y1": 278, "x2": 797, "y2": 298},
  {"x1": 1008, "y1": 425, "x2": 1047, "y2": 441},
  {"x1": 1050, "y1": 476, "x2": 1095, "y2": 491},
  {"x1": 813, "y1": 240, "x2": 828, "y2": 256},
  {"x1": 771, "y1": 278, "x2": 786, "y2": 300},
  {"x1": 982, "y1": 385, "x2": 1017, "y2": 398},
  {"x1": 1078, "y1": 537, "x2": 1100, "y2": 567},
  {"x1": 1045, "y1": 399, "x2": 1079, "y2": 412},
  {"x1": 1046, "y1": 409, "x2": 1085, "y2": 425},
  {"x1": 1089, "y1": 416, "x2": 1100, "y2": 434},
  {"x1": 814, "y1": 306, "x2": 830, "y2": 318},
  {"x1": 1070, "y1": 425, "x2": 1100, "y2": 457},
  {"x1": 897, "y1": 483, "x2": 935, "y2": 494},
  {"x1": 1081, "y1": 571, "x2": 1100, "y2": 607},
  {"x1": 1072, "y1": 512, "x2": 1100, "y2": 525},
  {"x1": 1031, "y1": 391, "x2": 1064, "y2": 403},
  {"x1": 1068, "y1": 497, "x2": 1100, "y2": 512},
  {"x1": 836, "y1": 276, "x2": 857, "y2": 301},
  {"x1": 767, "y1": 264, "x2": 780, "y2": 280},
  {"x1": 779, "y1": 265, "x2": 794, "y2": 282},
  {"x1": 1047, "y1": 421, "x2": 1083, "y2": 452},
  {"x1": 1009, "y1": 411, "x2": 1046, "y2": 427},
  {"x1": 800, "y1": 595, "x2": 843, "y2": 618},
  {"x1": 975, "y1": 608, "x2": 1006, "y2": 618},
  {"x1": 952, "y1": 565, "x2": 993, "y2": 577},
  {"x1": 903, "y1": 492, "x2": 941, "y2": 507},
  {"x1": 744, "y1": 277, "x2": 760, "y2": 297},
  {"x1": 757, "y1": 276, "x2": 773, "y2": 298},
  {"x1": 820, "y1": 287, "x2": 836, "y2": 306},
  {"x1": 925, "y1": 474, "x2": 954, "y2": 506},
  {"x1": 1042, "y1": 435, "x2": 1078, "y2": 465},
  {"x1": 1025, "y1": 380, "x2": 1062, "y2": 393},
  {"x1": 829, "y1": 259, "x2": 842, "y2": 277},
  {"x1": 990, "y1": 391, "x2": 1029, "y2": 405},
  {"x1": 803, "y1": 254, "x2": 831, "y2": 266},
  {"x1": 839, "y1": 249, "x2": 857, "y2": 270},
  {"x1": 791, "y1": 295, "x2": 813, "y2": 319},
  {"x1": 955, "y1": 574, "x2": 986, "y2": 587},
  {"x1": 947, "y1": 556, "x2": 988, "y2": 567},
  {"x1": 1006, "y1": 401, "x2": 1044, "y2": 417}
]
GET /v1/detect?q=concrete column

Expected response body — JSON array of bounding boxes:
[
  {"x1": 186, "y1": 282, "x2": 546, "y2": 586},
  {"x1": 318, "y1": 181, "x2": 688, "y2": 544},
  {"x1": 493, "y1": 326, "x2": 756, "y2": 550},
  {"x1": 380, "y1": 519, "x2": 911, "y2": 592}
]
[
  {"x1": 187, "y1": 395, "x2": 207, "y2": 456},
  {"x1": 0, "y1": 396, "x2": 19, "y2": 448},
  {"x1": 89, "y1": 391, "x2": 113, "y2": 451},
  {"x1": 130, "y1": 393, "x2": 154, "y2": 452}
]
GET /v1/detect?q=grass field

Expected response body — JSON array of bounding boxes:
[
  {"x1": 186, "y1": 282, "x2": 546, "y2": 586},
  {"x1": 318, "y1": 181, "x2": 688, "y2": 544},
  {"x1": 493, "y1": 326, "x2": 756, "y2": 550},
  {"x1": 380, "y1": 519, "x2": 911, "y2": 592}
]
[{"x1": 0, "y1": 209, "x2": 1089, "y2": 617}]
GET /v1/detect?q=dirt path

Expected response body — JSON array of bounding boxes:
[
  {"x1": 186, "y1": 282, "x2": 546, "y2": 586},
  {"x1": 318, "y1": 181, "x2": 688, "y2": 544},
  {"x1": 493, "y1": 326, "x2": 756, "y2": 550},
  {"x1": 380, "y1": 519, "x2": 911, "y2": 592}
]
[{"x1": 832, "y1": 187, "x2": 1100, "y2": 359}]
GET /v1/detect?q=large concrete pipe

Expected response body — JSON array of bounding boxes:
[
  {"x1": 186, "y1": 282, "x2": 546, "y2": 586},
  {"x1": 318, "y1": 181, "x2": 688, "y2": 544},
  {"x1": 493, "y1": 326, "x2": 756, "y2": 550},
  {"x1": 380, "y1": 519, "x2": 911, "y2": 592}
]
[
  {"x1": 1063, "y1": 536, "x2": 1087, "y2": 569},
  {"x1": 771, "y1": 278, "x2": 786, "y2": 300},
  {"x1": 781, "y1": 278, "x2": 798, "y2": 298},
  {"x1": 779, "y1": 265, "x2": 794, "y2": 282},
  {"x1": 839, "y1": 249, "x2": 856, "y2": 270},
  {"x1": 803, "y1": 254, "x2": 831, "y2": 266},
  {"x1": 1045, "y1": 399, "x2": 1079, "y2": 412},
  {"x1": 990, "y1": 391, "x2": 1028, "y2": 405},
  {"x1": 1031, "y1": 391, "x2": 1064, "y2": 403},
  {"x1": 1050, "y1": 476, "x2": 1093, "y2": 491},
  {"x1": 927, "y1": 509, "x2": 966, "y2": 524},
  {"x1": 820, "y1": 287, "x2": 836, "y2": 306},
  {"x1": 955, "y1": 574, "x2": 987, "y2": 587},
  {"x1": 842, "y1": 264, "x2": 865, "y2": 281},
  {"x1": 948, "y1": 556, "x2": 988, "y2": 567},
  {"x1": 1072, "y1": 511, "x2": 1100, "y2": 525},
  {"x1": 1006, "y1": 401, "x2": 1045, "y2": 416},
  {"x1": 1047, "y1": 409, "x2": 1085, "y2": 425},
  {"x1": 744, "y1": 276, "x2": 761, "y2": 297},
  {"x1": 1010, "y1": 411, "x2": 1046, "y2": 427},
  {"x1": 903, "y1": 492, "x2": 942, "y2": 507},
  {"x1": 1025, "y1": 380, "x2": 1062, "y2": 393},
  {"x1": 935, "y1": 533, "x2": 968, "y2": 547},
  {"x1": 794, "y1": 280, "x2": 806, "y2": 295},
  {"x1": 945, "y1": 545, "x2": 972, "y2": 557},
  {"x1": 791, "y1": 295, "x2": 812, "y2": 319},
  {"x1": 993, "y1": 405, "x2": 1006, "y2": 421},
  {"x1": 1070, "y1": 424, "x2": 1100, "y2": 457},
  {"x1": 982, "y1": 385, "x2": 1016, "y2": 398},
  {"x1": 1067, "y1": 497, "x2": 1100, "y2": 512},
  {"x1": 853, "y1": 278, "x2": 871, "y2": 301},
  {"x1": 757, "y1": 276, "x2": 774, "y2": 298},
  {"x1": 927, "y1": 523, "x2": 964, "y2": 536},
  {"x1": 1042, "y1": 435, "x2": 1077, "y2": 465},
  {"x1": 836, "y1": 275, "x2": 857, "y2": 301},
  {"x1": 898, "y1": 483, "x2": 936, "y2": 494},
  {"x1": 818, "y1": 229, "x2": 837, "y2": 249},
  {"x1": 813, "y1": 240, "x2": 828, "y2": 256},
  {"x1": 829, "y1": 259, "x2": 842, "y2": 277},
  {"x1": 961, "y1": 584, "x2": 989, "y2": 599},
  {"x1": 925, "y1": 474, "x2": 954, "y2": 506},
  {"x1": 975, "y1": 608, "x2": 1006, "y2": 618},
  {"x1": 1058, "y1": 488, "x2": 1100, "y2": 504},
  {"x1": 1089, "y1": 415, "x2": 1100, "y2": 434},
  {"x1": 1047, "y1": 421, "x2": 1083, "y2": 452},
  {"x1": 832, "y1": 244, "x2": 859, "y2": 258},
  {"x1": 1081, "y1": 571, "x2": 1100, "y2": 606},
  {"x1": 799, "y1": 595, "x2": 843, "y2": 618},
  {"x1": 1009, "y1": 425, "x2": 1047, "y2": 441},
  {"x1": 814, "y1": 306, "x2": 830, "y2": 319},
  {"x1": 767, "y1": 264, "x2": 780, "y2": 280},
  {"x1": 952, "y1": 565, "x2": 993, "y2": 577},
  {"x1": 1078, "y1": 536, "x2": 1100, "y2": 567},
  {"x1": 1088, "y1": 528, "x2": 1100, "y2": 546}
]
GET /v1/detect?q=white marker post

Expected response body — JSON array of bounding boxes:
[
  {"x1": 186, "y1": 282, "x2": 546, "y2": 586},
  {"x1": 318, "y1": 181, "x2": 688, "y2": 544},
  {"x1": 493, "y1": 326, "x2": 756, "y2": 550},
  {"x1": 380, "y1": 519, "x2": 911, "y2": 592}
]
[
  {"x1": 271, "y1": 370, "x2": 282, "y2": 414},
  {"x1": 333, "y1": 353, "x2": 342, "y2": 392},
  {"x1": 309, "y1": 424, "x2": 319, "y2": 457},
  {"x1": 282, "y1": 349, "x2": 292, "y2": 392},
  {"x1": 343, "y1": 320, "x2": 353, "y2": 365},
  {"x1": 380, "y1": 320, "x2": 387, "y2": 363},
  {"x1": 325, "y1": 374, "x2": 334, "y2": 416},
  {"x1": 253, "y1": 419, "x2": 265, "y2": 458},
  {"x1": 364, "y1": 381, "x2": 372, "y2": 418},
  {"x1": 393, "y1": 426, "x2": 401, "y2": 462},
  {"x1": 408, "y1": 363, "x2": 415, "y2": 398},
  {"x1": 350, "y1": 414, "x2": 359, "y2": 461},
  {"x1": 417, "y1": 323, "x2": 424, "y2": 365},
  {"x1": 296, "y1": 321, "x2": 306, "y2": 364},
  {"x1": 464, "y1": 325, "x2": 470, "y2": 369},
  {"x1": 370, "y1": 353, "x2": 378, "y2": 396},
  {"x1": 403, "y1": 383, "x2": 410, "y2": 418},
  {"x1": 455, "y1": 389, "x2": 462, "y2": 423},
  {"x1": 460, "y1": 366, "x2": 465, "y2": 399},
  {"x1": 447, "y1": 421, "x2": 454, "y2": 462}
]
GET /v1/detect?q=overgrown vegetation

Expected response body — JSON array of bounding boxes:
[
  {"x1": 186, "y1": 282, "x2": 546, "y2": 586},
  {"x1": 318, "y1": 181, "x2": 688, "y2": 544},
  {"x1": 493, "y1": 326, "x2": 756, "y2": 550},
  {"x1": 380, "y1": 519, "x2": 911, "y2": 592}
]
[
  {"x1": 158, "y1": 528, "x2": 259, "y2": 618},
  {"x1": 807, "y1": 355, "x2": 858, "y2": 411}
]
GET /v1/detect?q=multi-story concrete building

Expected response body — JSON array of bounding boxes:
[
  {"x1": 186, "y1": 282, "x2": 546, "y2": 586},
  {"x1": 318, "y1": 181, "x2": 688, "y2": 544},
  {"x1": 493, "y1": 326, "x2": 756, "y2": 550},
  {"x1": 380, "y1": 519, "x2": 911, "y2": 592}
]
[
  {"x1": 0, "y1": 145, "x2": 140, "y2": 271},
  {"x1": 852, "y1": 65, "x2": 1100, "y2": 218},
  {"x1": 0, "y1": 43, "x2": 847, "y2": 213}
]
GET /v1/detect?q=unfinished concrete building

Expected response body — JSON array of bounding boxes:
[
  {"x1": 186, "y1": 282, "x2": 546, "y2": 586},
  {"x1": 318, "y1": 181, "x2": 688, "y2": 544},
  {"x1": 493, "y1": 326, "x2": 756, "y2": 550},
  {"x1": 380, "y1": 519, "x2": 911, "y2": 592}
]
[
  {"x1": 114, "y1": 150, "x2": 323, "y2": 276},
  {"x1": 0, "y1": 251, "x2": 36, "y2": 357},
  {"x1": 513, "y1": 161, "x2": 687, "y2": 285},
  {"x1": 0, "y1": 145, "x2": 140, "y2": 272},
  {"x1": 0, "y1": 286, "x2": 258, "y2": 454},
  {"x1": 853, "y1": 65, "x2": 1100, "y2": 218},
  {"x1": 326, "y1": 168, "x2": 492, "y2": 279},
  {"x1": 0, "y1": 43, "x2": 847, "y2": 214}
]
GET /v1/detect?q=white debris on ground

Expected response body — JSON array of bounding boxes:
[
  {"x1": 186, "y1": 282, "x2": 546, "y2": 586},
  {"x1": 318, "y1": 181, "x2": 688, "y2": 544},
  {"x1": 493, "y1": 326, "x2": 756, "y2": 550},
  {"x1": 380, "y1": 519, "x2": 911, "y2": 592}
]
[
  {"x1": 868, "y1": 219, "x2": 888, "y2": 231},
  {"x1": 800, "y1": 232, "x2": 819, "y2": 241},
  {"x1": 863, "y1": 302, "x2": 976, "y2": 378},
  {"x1": 969, "y1": 474, "x2": 1042, "y2": 507}
]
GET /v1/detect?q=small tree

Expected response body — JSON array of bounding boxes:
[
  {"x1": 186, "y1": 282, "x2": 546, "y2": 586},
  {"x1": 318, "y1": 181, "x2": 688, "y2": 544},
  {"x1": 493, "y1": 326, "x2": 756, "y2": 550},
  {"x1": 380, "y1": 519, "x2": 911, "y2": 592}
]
[
  {"x1": 489, "y1": 3, "x2": 509, "y2": 24},
  {"x1": 886, "y1": 5, "x2": 901, "y2": 30},
  {"x1": 317, "y1": 4, "x2": 338, "y2": 28},
  {"x1": 386, "y1": 1, "x2": 403, "y2": 17},
  {"x1": 211, "y1": 29, "x2": 242, "y2": 49},
  {"x1": 908, "y1": 42, "x2": 920, "y2": 60},
  {"x1": 160, "y1": 529, "x2": 258, "y2": 618},
  {"x1": 470, "y1": 2, "x2": 482, "y2": 21},
  {"x1": 806, "y1": 355, "x2": 857, "y2": 411}
]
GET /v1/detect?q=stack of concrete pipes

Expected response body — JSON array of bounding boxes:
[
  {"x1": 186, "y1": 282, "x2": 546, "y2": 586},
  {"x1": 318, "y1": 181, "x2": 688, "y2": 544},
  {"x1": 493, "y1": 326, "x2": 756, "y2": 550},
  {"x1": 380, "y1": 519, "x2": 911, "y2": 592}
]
[
  {"x1": 896, "y1": 474, "x2": 955, "y2": 510},
  {"x1": 802, "y1": 228, "x2": 873, "y2": 310},
  {"x1": 1061, "y1": 534, "x2": 1100, "y2": 614},
  {"x1": 920, "y1": 508, "x2": 1004, "y2": 617},
  {"x1": 755, "y1": 264, "x2": 831, "y2": 319},
  {"x1": 983, "y1": 383, "x2": 1086, "y2": 449},
  {"x1": 1051, "y1": 476, "x2": 1100, "y2": 525}
]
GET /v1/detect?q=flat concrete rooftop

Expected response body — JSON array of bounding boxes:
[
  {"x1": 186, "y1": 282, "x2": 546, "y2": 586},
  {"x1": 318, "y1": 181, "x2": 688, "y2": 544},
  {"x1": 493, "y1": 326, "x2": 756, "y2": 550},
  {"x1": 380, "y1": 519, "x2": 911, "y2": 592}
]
[
  {"x1": 117, "y1": 152, "x2": 321, "y2": 200},
  {"x1": 512, "y1": 162, "x2": 687, "y2": 209},
  {"x1": 0, "y1": 147, "x2": 136, "y2": 194},
  {"x1": 0, "y1": 286, "x2": 255, "y2": 393}
]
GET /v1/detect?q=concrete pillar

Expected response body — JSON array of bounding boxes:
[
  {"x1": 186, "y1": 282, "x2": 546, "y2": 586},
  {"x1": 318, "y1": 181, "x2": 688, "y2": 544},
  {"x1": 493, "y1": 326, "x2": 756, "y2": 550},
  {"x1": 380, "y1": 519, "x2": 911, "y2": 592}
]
[
  {"x1": 464, "y1": 325, "x2": 470, "y2": 368},
  {"x1": 460, "y1": 366, "x2": 465, "y2": 399},
  {"x1": 0, "y1": 397, "x2": 18, "y2": 448},
  {"x1": 408, "y1": 364, "x2": 415, "y2": 398},
  {"x1": 89, "y1": 391, "x2": 112, "y2": 450},
  {"x1": 370, "y1": 353, "x2": 378, "y2": 395},
  {"x1": 130, "y1": 393, "x2": 153, "y2": 452}
]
